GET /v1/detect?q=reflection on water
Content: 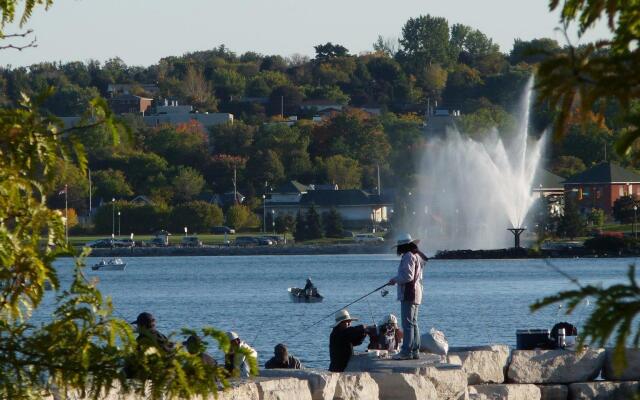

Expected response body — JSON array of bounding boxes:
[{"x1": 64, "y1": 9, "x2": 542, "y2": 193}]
[{"x1": 39, "y1": 255, "x2": 636, "y2": 368}]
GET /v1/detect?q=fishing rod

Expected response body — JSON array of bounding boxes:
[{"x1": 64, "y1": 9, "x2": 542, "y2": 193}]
[{"x1": 306, "y1": 283, "x2": 391, "y2": 329}]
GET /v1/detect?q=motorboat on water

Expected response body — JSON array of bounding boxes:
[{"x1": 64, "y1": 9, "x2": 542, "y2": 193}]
[
  {"x1": 288, "y1": 287, "x2": 323, "y2": 303},
  {"x1": 92, "y1": 258, "x2": 126, "y2": 271}
]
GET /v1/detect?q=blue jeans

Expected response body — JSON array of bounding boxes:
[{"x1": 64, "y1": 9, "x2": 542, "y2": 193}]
[{"x1": 400, "y1": 301, "x2": 420, "y2": 355}]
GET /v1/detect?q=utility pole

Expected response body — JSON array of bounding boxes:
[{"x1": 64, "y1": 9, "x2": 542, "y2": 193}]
[
  {"x1": 280, "y1": 95, "x2": 284, "y2": 118},
  {"x1": 377, "y1": 164, "x2": 381, "y2": 195},
  {"x1": 64, "y1": 184, "x2": 68, "y2": 244},
  {"x1": 88, "y1": 168, "x2": 92, "y2": 218},
  {"x1": 233, "y1": 164, "x2": 237, "y2": 205},
  {"x1": 111, "y1": 198, "x2": 115, "y2": 239}
]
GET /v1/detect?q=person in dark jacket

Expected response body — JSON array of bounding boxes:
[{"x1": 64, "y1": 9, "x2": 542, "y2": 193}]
[
  {"x1": 329, "y1": 309, "x2": 368, "y2": 372},
  {"x1": 131, "y1": 312, "x2": 175, "y2": 354},
  {"x1": 183, "y1": 334, "x2": 217, "y2": 367},
  {"x1": 265, "y1": 343, "x2": 302, "y2": 369}
]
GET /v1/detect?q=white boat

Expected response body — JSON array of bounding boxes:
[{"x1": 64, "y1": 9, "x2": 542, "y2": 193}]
[{"x1": 92, "y1": 258, "x2": 126, "y2": 271}]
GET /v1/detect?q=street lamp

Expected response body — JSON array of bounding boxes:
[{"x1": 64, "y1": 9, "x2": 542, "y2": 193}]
[
  {"x1": 111, "y1": 198, "x2": 116, "y2": 238},
  {"x1": 271, "y1": 210, "x2": 275, "y2": 234},
  {"x1": 634, "y1": 205, "x2": 638, "y2": 240},
  {"x1": 118, "y1": 211, "x2": 121, "y2": 237},
  {"x1": 262, "y1": 194, "x2": 266, "y2": 233}
]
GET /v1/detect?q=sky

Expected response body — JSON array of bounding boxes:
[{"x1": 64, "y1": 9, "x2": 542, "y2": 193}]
[{"x1": 2, "y1": 0, "x2": 612, "y2": 68}]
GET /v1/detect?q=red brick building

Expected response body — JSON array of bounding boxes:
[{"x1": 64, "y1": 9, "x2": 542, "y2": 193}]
[{"x1": 563, "y1": 162, "x2": 640, "y2": 214}]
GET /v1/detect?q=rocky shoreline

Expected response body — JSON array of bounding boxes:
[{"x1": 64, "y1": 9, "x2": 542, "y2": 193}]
[{"x1": 48, "y1": 345, "x2": 640, "y2": 399}]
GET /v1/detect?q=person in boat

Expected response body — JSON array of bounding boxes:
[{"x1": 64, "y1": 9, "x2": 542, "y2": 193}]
[
  {"x1": 131, "y1": 312, "x2": 175, "y2": 354},
  {"x1": 303, "y1": 277, "x2": 317, "y2": 296},
  {"x1": 183, "y1": 334, "x2": 217, "y2": 367},
  {"x1": 264, "y1": 343, "x2": 302, "y2": 369},
  {"x1": 225, "y1": 331, "x2": 258, "y2": 378},
  {"x1": 329, "y1": 309, "x2": 369, "y2": 372},
  {"x1": 387, "y1": 234, "x2": 428, "y2": 360},
  {"x1": 368, "y1": 314, "x2": 403, "y2": 352}
]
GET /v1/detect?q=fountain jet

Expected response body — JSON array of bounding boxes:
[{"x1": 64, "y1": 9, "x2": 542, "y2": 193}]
[{"x1": 415, "y1": 77, "x2": 545, "y2": 250}]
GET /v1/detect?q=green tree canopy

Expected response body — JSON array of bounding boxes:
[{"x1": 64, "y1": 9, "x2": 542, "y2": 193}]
[
  {"x1": 171, "y1": 166, "x2": 206, "y2": 204},
  {"x1": 169, "y1": 201, "x2": 224, "y2": 233},
  {"x1": 398, "y1": 14, "x2": 451, "y2": 72},
  {"x1": 92, "y1": 169, "x2": 134, "y2": 201}
]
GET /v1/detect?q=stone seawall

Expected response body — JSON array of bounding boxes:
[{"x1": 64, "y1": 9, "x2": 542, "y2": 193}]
[
  {"x1": 47, "y1": 346, "x2": 640, "y2": 399},
  {"x1": 85, "y1": 243, "x2": 389, "y2": 258}
]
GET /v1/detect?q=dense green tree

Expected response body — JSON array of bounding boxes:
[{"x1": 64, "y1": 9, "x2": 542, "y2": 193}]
[
  {"x1": 294, "y1": 210, "x2": 307, "y2": 241},
  {"x1": 457, "y1": 105, "x2": 516, "y2": 136},
  {"x1": 246, "y1": 149, "x2": 285, "y2": 188},
  {"x1": 323, "y1": 155, "x2": 362, "y2": 189},
  {"x1": 92, "y1": 169, "x2": 134, "y2": 201},
  {"x1": 180, "y1": 65, "x2": 217, "y2": 111},
  {"x1": 171, "y1": 166, "x2": 206, "y2": 204},
  {"x1": 587, "y1": 208, "x2": 605, "y2": 227},
  {"x1": 323, "y1": 207, "x2": 343, "y2": 238},
  {"x1": 94, "y1": 201, "x2": 170, "y2": 234},
  {"x1": 267, "y1": 85, "x2": 304, "y2": 116},
  {"x1": 169, "y1": 201, "x2": 224, "y2": 233},
  {"x1": 305, "y1": 205, "x2": 323, "y2": 240},
  {"x1": 274, "y1": 213, "x2": 296, "y2": 235},
  {"x1": 314, "y1": 42, "x2": 349, "y2": 61},
  {"x1": 551, "y1": 155, "x2": 586, "y2": 178},
  {"x1": 209, "y1": 121, "x2": 256, "y2": 157},
  {"x1": 613, "y1": 195, "x2": 639, "y2": 224},
  {"x1": 43, "y1": 84, "x2": 100, "y2": 116},
  {"x1": 144, "y1": 121, "x2": 209, "y2": 168},
  {"x1": 225, "y1": 204, "x2": 258, "y2": 229},
  {"x1": 509, "y1": 38, "x2": 561, "y2": 65},
  {"x1": 556, "y1": 195, "x2": 586, "y2": 239},
  {"x1": 48, "y1": 159, "x2": 90, "y2": 214},
  {"x1": 398, "y1": 14, "x2": 451, "y2": 72}
]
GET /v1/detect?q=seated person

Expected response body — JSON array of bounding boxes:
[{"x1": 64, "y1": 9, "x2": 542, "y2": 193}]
[
  {"x1": 265, "y1": 343, "x2": 302, "y2": 369},
  {"x1": 224, "y1": 331, "x2": 258, "y2": 378},
  {"x1": 183, "y1": 334, "x2": 217, "y2": 367},
  {"x1": 329, "y1": 309, "x2": 368, "y2": 372},
  {"x1": 131, "y1": 312, "x2": 175, "y2": 354},
  {"x1": 304, "y1": 277, "x2": 316, "y2": 296},
  {"x1": 368, "y1": 314, "x2": 403, "y2": 352}
]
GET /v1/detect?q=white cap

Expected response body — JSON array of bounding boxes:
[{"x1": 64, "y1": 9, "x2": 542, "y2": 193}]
[{"x1": 227, "y1": 331, "x2": 239, "y2": 341}]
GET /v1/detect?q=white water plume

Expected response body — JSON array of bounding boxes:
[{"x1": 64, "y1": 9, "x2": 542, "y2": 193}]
[{"x1": 414, "y1": 77, "x2": 546, "y2": 250}]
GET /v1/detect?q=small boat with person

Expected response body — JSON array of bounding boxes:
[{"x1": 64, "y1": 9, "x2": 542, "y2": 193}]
[
  {"x1": 92, "y1": 258, "x2": 126, "y2": 271},
  {"x1": 288, "y1": 287, "x2": 323, "y2": 303}
]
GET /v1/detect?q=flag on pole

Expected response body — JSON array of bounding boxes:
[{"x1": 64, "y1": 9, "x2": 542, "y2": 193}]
[{"x1": 58, "y1": 185, "x2": 67, "y2": 195}]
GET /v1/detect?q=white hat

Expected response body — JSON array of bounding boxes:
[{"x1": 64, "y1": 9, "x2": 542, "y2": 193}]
[
  {"x1": 384, "y1": 314, "x2": 398, "y2": 326},
  {"x1": 227, "y1": 331, "x2": 239, "y2": 341},
  {"x1": 393, "y1": 233, "x2": 420, "y2": 248},
  {"x1": 334, "y1": 309, "x2": 358, "y2": 328}
]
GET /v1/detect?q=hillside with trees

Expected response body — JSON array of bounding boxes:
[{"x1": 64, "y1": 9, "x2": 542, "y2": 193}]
[{"x1": 2, "y1": 14, "x2": 635, "y2": 233}]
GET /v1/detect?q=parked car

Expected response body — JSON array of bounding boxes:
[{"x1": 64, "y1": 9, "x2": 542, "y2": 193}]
[
  {"x1": 354, "y1": 233, "x2": 384, "y2": 243},
  {"x1": 264, "y1": 235, "x2": 284, "y2": 244},
  {"x1": 211, "y1": 226, "x2": 236, "y2": 234},
  {"x1": 181, "y1": 236, "x2": 203, "y2": 247},
  {"x1": 235, "y1": 236, "x2": 258, "y2": 246},
  {"x1": 256, "y1": 237, "x2": 274, "y2": 246},
  {"x1": 149, "y1": 237, "x2": 168, "y2": 247},
  {"x1": 85, "y1": 239, "x2": 114, "y2": 248},
  {"x1": 114, "y1": 238, "x2": 135, "y2": 248}
]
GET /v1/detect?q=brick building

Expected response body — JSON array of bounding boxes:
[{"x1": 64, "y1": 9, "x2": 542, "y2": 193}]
[{"x1": 563, "y1": 162, "x2": 640, "y2": 214}]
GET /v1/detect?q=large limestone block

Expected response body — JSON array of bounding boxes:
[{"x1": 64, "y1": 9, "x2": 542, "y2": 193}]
[
  {"x1": 569, "y1": 381, "x2": 640, "y2": 400},
  {"x1": 537, "y1": 385, "x2": 568, "y2": 400},
  {"x1": 345, "y1": 352, "x2": 440, "y2": 373},
  {"x1": 468, "y1": 384, "x2": 541, "y2": 400},
  {"x1": 260, "y1": 369, "x2": 339, "y2": 400},
  {"x1": 603, "y1": 347, "x2": 640, "y2": 381},
  {"x1": 421, "y1": 364, "x2": 468, "y2": 400},
  {"x1": 371, "y1": 372, "x2": 438, "y2": 400},
  {"x1": 333, "y1": 373, "x2": 379, "y2": 400},
  {"x1": 507, "y1": 349, "x2": 605, "y2": 384},
  {"x1": 448, "y1": 348, "x2": 508, "y2": 384},
  {"x1": 254, "y1": 377, "x2": 312, "y2": 400},
  {"x1": 218, "y1": 381, "x2": 260, "y2": 400}
]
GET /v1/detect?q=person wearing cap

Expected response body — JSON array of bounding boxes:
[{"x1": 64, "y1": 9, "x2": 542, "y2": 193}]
[
  {"x1": 131, "y1": 312, "x2": 175, "y2": 354},
  {"x1": 368, "y1": 314, "x2": 403, "y2": 352},
  {"x1": 303, "y1": 277, "x2": 317, "y2": 296},
  {"x1": 329, "y1": 309, "x2": 368, "y2": 372},
  {"x1": 224, "y1": 331, "x2": 258, "y2": 378},
  {"x1": 387, "y1": 234, "x2": 428, "y2": 360},
  {"x1": 264, "y1": 343, "x2": 302, "y2": 369},
  {"x1": 183, "y1": 335, "x2": 217, "y2": 368}
]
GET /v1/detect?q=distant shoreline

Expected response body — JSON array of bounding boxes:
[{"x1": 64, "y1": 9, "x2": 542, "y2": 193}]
[{"x1": 77, "y1": 243, "x2": 392, "y2": 257}]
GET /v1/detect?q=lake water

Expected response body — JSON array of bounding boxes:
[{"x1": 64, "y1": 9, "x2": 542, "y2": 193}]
[{"x1": 43, "y1": 255, "x2": 638, "y2": 369}]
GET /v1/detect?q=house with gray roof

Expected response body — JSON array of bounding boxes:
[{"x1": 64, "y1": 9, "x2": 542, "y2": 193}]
[
  {"x1": 563, "y1": 162, "x2": 640, "y2": 213},
  {"x1": 265, "y1": 181, "x2": 392, "y2": 229}
]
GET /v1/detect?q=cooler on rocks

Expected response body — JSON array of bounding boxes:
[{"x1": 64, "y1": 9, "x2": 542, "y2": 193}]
[{"x1": 516, "y1": 329, "x2": 553, "y2": 350}]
